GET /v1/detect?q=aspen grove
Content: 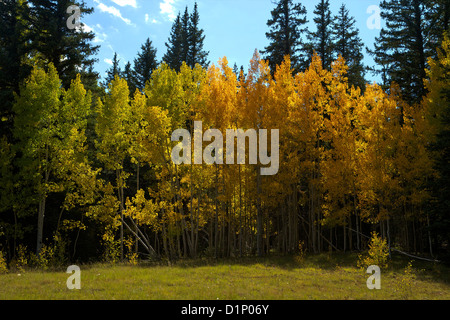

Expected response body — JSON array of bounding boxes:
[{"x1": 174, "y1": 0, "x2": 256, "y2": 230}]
[{"x1": 2, "y1": 38, "x2": 448, "y2": 263}]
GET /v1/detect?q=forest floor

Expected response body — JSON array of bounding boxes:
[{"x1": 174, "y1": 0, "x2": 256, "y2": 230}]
[{"x1": 1, "y1": 252, "x2": 449, "y2": 300}]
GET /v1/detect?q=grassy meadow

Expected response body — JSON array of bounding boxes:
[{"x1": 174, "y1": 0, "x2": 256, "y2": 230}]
[{"x1": 1, "y1": 253, "x2": 449, "y2": 300}]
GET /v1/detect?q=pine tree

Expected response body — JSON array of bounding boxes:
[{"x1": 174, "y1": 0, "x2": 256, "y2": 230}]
[
  {"x1": 188, "y1": 2, "x2": 208, "y2": 68},
  {"x1": 367, "y1": 0, "x2": 441, "y2": 104},
  {"x1": 104, "y1": 52, "x2": 122, "y2": 87},
  {"x1": 427, "y1": 0, "x2": 450, "y2": 54},
  {"x1": 306, "y1": 0, "x2": 333, "y2": 70},
  {"x1": 260, "y1": 0, "x2": 308, "y2": 73},
  {"x1": 163, "y1": 3, "x2": 208, "y2": 71},
  {"x1": 163, "y1": 13, "x2": 184, "y2": 71},
  {"x1": 331, "y1": 4, "x2": 366, "y2": 90},
  {"x1": 80, "y1": 64, "x2": 102, "y2": 98},
  {"x1": 0, "y1": 0, "x2": 33, "y2": 136},
  {"x1": 180, "y1": 7, "x2": 191, "y2": 65},
  {"x1": 133, "y1": 38, "x2": 158, "y2": 90},
  {"x1": 28, "y1": 0, "x2": 99, "y2": 88},
  {"x1": 0, "y1": 136, "x2": 14, "y2": 233},
  {"x1": 123, "y1": 61, "x2": 137, "y2": 95}
]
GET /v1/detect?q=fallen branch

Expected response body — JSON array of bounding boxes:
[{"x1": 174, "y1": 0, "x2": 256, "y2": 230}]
[{"x1": 391, "y1": 248, "x2": 440, "y2": 263}]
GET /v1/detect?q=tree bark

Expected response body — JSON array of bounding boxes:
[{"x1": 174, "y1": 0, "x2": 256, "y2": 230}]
[
  {"x1": 36, "y1": 195, "x2": 46, "y2": 255},
  {"x1": 256, "y1": 167, "x2": 263, "y2": 257}
]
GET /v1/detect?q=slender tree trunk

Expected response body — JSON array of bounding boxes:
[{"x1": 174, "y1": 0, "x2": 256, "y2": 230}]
[
  {"x1": 265, "y1": 210, "x2": 270, "y2": 255},
  {"x1": 189, "y1": 163, "x2": 195, "y2": 258},
  {"x1": 288, "y1": 195, "x2": 292, "y2": 252},
  {"x1": 329, "y1": 228, "x2": 333, "y2": 252},
  {"x1": 214, "y1": 165, "x2": 219, "y2": 258},
  {"x1": 136, "y1": 163, "x2": 140, "y2": 253},
  {"x1": 181, "y1": 221, "x2": 187, "y2": 258},
  {"x1": 117, "y1": 169, "x2": 124, "y2": 262},
  {"x1": 37, "y1": 146, "x2": 50, "y2": 255},
  {"x1": 36, "y1": 195, "x2": 46, "y2": 255},
  {"x1": 195, "y1": 195, "x2": 200, "y2": 256},
  {"x1": 155, "y1": 232, "x2": 160, "y2": 257},
  {"x1": 356, "y1": 210, "x2": 360, "y2": 251},
  {"x1": 348, "y1": 215, "x2": 353, "y2": 251},
  {"x1": 343, "y1": 223, "x2": 347, "y2": 253},
  {"x1": 256, "y1": 167, "x2": 263, "y2": 257},
  {"x1": 387, "y1": 217, "x2": 392, "y2": 258},
  {"x1": 239, "y1": 165, "x2": 243, "y2": 257},
  {"x1": 72, "y1": 214, "x2": 83, "y2": 260},
  {"x1": 177, "y1": 222, "x2": 182, "y2": 258},
  {"x1": 427, "y1": 213, "x2": 433, "y2": 257},
  {"x1": 294, "y1": 188, "x2": 299, "y2": 252},
  {"x1": 13, "y1": 211, "x2": 17, "y2": 258},
  {"x1": 162, "y1": 220, "x2": 169, "y2": 260}
]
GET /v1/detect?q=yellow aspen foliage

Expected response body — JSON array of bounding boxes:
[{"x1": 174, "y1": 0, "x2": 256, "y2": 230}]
[{"x1": 21, "y1": 48, "x2": 440, "y2": 260}]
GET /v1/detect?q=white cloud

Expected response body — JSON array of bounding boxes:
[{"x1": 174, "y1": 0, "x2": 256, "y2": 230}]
[
  {"x1": 80, "y1": 23, "x2": 93, "y2": 33},
  {"x1": 160, "y1": 0, "x2": 178, "y2": 21},
  {"x1": 94, "y1": 0, "x2": 135, "y2": 26},
  {"x1": 94, "y1": 31, "x2": 108, "y2": 43},
  {"x1": 82, "y1": 23, "x2": 107, "y2": 43},
  {"x1": 104, "y1": 58, "x2": 113, "y2": 65},
  {"x1": 145, "y1": 14, "x2": 160, "y2": 24},
  {"x1": 110, "y1": 0, "x2": 137, "y2": 8}
]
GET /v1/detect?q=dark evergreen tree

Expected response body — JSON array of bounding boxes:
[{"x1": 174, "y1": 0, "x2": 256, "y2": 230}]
[
  {"x1": 367, "y1": 0, "x2": 450, "y2": 104},
  {"x1": 80, "y1": 64, "x2": 103, "y2": 98},
  {"x1": 124, "y1": 61, "x2": 137, "y2": 95},
  {"x1": 331, "y1": 4, "x2": 366, "y2": 90},
  {"x1": 427, "y1": 0, "x2": 450, "y2": 54},
  {"x1": 103, "y1": 52, "x2": 122, "y2": 87},
  {"x1": 0, "y1": 0, "x2": 32, "y2": 136},
  {"x1": 163, "y1": 3, "x2": 208, "y2": 71},
  {"x1": 260, "y1": 0, "x2": 308, "y2": 73},
  {"x1": 188, "y1": 2, "x2": 208, "y2": 69},
  {"x1": 163, "y1": 13, "x2": 184, "y2": 71},
  {"x1": 29, "y1": 0, "x2": 99, "y2": 88},
  {"x1": 180, "y1": 6, "x2": 190, "y2": 65},
  {"x1": 133, "y1": 38, "x2": 158, "y2": 90},
  {"x1": 305, "y1": 0, "x2": 333, "y2": 70}
]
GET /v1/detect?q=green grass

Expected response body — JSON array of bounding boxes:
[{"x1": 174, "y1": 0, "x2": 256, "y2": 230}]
[{"x1": 1, "y1": 253, "x2": 449, "y2": 300}]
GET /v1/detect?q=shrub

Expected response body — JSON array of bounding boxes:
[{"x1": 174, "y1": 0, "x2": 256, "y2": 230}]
[
  {"x1": 102, "y1": 229, "x2": 121, "y2": 263},
  {"x1": 125, "y1": 236, "x2": 139, "y2": 265},
  {"x1": 0, "y1": 251, "x2": 8, "y2": 274},
  {"x1": 14, "y1": 244, "x2": 28, "y2": 272},
  {"x1": 52, "y1": 233, "x2": 68, "y2": 266},
  {"x1": 395, "y1": 261, "x2": 416, "y2": 299},
  {"x1": 294, "y1": 240, "x2": 307, "y2": 265},
  {"x1": 29, "y1": 244, "x2": 55, "y2": 270},
  {"x1": 357, "y1": 231, "x2": 389, "y2": 270}
]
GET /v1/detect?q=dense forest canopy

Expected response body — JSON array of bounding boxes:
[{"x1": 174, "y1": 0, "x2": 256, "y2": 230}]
[{"x1": 0, "y1": 0, "x2": 449, "y2": 268}]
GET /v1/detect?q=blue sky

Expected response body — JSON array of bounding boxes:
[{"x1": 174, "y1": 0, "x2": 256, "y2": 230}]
[{"x1": 82, "y1": 0, "x2": 383, "y2": 83}]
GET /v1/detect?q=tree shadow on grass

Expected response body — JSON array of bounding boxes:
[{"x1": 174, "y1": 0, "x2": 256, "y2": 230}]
[
  {"x1": 134, "y1": 251, "x2": 450, "y2": 286},
  {"x1": 135, "y1": 252, "x2": 360, "y2": 271}
]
